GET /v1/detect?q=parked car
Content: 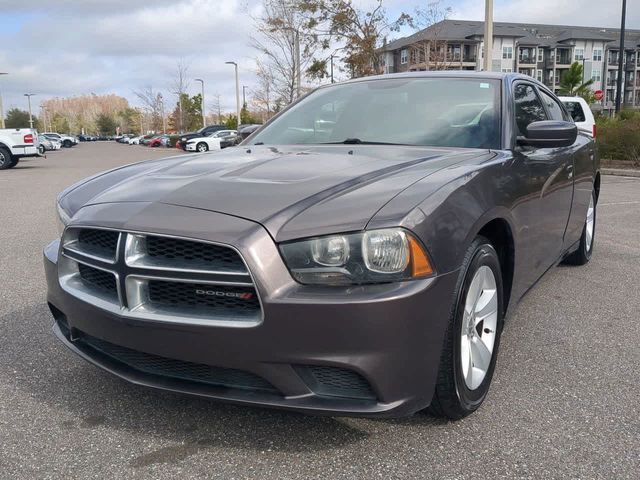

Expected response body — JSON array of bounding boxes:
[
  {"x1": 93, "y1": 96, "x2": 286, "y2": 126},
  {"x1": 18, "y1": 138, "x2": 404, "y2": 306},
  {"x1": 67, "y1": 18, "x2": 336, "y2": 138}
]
[
  {"x1": 127, "y1": 136, "x2": 141, "y2": 145},
  {"x1": 140, "y1": 134, "x2": 156, "y2": 146},
  {"x1": 47, "y1": 72, "x2": 599, "y2": 419},
  {"x1": 183, "y1": 130, "x2": 236, "y2": 152},
  {"x1": 148, "y1": 135, "x2": 170, "y2": 148},
  {"x1": 42, "y1": 132, "x2": 78, "y2": 148},
  {"x1": 559, "y1": 96, "x2": 596, "y2": 138},
  {"x1": 38, "y1": 134, "x2": 61, "y2": 154},
  {"x1": 178, "y1": 125, "x2": 227, "y2": 150},
  {"x1": 0, "y1": 128, "x2": 40, "y2": 169},
  {"x1": 237, "y1": 124, "x2": 262, "y2": 141}
]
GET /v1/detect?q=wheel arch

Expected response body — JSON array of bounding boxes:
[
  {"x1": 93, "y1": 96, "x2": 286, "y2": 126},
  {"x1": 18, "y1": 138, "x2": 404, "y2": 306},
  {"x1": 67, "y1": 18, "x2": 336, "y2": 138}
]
[{"x1": 475, "y1": 217, "x2": 515, "y2": 315}]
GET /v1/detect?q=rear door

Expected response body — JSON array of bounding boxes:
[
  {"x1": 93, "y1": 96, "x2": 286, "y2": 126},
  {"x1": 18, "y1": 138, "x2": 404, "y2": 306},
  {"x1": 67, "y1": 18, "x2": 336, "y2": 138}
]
[{"x1": 511, "y1": 82, "x2": 575, "y2": 283}]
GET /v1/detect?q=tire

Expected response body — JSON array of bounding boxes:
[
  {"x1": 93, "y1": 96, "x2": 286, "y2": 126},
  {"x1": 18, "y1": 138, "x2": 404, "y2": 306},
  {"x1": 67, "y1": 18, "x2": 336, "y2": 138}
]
[
  {"x1": 63, "y1": 140, "x2": 72, "y2": 148},
  {"x1": 428, "y1": 236, "x2": 504, "y2": 420},
  {"x1": 196, "y1": 142, "x2": 208, "y2": 152},
  {"x1": 0, "y1": 146, "x2": 16, "y2": 170},
  {"x1": 563, "y1": 189, "x2": 596, "y2": 266},
  {"x1": 38, "y1": 145, "x2": 46, "y2": 155}
]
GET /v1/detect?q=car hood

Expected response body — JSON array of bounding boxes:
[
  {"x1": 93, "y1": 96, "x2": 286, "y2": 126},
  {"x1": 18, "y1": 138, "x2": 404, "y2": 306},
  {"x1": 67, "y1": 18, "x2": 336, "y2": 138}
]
[{"x1": 64, "y1": 145, "x2": 493, "y2": 241}]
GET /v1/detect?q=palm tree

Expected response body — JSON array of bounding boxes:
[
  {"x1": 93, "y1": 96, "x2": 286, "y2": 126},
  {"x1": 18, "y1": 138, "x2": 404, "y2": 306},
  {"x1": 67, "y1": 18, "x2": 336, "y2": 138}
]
[{"x1": 558, "y1": 62, "x2": 595, "y2": 101}]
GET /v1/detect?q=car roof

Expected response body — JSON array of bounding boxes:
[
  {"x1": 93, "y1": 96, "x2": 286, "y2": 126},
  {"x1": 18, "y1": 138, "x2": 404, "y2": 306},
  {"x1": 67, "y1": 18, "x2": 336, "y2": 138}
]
[{"x1": 337, "y1": 70, "x2": 527, "y2": 85}]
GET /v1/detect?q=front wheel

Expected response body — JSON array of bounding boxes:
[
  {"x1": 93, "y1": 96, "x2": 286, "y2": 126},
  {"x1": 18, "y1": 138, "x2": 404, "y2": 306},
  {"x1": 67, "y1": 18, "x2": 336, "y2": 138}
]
[
  {"x1": 38, "y1": 145, "x2": 46, "y2": 155},
  {"x1": 63, "y1": 140, "x2": 72, "y2": 148},
  {"x1": 563, "y1": 190, "x2": 596, "y2": 265},
  {"x1": 196, "y1": 142, "x2": 208, "y2": 152},
  {"x1": 428, "y1": 237, "x2": 504, "y2": 420}
]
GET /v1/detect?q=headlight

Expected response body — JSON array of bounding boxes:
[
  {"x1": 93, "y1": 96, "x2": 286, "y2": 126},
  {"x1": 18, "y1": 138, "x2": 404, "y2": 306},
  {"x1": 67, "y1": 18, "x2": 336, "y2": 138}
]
[
  {"x1": 56, "y1": 201, "x2": 71, "y2": 235},
  {"x1": 280, "y1": 228, "x2": 434, "y2": 285}
]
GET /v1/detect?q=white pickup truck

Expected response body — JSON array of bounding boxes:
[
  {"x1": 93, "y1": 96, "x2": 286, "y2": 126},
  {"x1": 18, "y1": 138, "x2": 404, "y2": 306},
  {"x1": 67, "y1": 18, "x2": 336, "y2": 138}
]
[{"x1": 0, "y1": 128, "x2": 40, "y2": 170}]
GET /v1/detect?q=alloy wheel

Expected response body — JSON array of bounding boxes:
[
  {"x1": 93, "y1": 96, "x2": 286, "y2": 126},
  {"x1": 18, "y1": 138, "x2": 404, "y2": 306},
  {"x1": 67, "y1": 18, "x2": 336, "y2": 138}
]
[
  {"x1": 585, "y1": 194, "x2": 595, "y2": 253},
  {"x1": 460, "y1": 265, "x2": 498, "y2": 390}
]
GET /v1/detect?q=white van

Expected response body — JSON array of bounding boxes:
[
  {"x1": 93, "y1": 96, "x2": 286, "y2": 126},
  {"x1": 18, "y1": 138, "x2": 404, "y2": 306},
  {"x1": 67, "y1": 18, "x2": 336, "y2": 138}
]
[{"x1": 559, "y1": 96, "x2": 596, "y2": 139}]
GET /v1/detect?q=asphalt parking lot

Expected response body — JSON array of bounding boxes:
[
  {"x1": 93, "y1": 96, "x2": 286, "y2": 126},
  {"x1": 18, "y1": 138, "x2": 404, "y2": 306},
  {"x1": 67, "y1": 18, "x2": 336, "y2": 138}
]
[{"x1": 0, "y1": 143, "x2": 638, "y2": 479}]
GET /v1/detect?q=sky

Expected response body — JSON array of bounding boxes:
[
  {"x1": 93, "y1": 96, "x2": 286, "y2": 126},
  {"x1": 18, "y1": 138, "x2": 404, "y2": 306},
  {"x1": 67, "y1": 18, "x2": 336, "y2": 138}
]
[{"x1": 0, "y1": 0, "x2": 638, "y2": 118}]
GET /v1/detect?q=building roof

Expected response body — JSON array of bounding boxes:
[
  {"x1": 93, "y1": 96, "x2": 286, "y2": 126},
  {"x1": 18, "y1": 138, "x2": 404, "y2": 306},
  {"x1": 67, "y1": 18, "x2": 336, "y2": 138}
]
[{"x1": 383, "y1": 19, "x2": 640, "y2": 52}]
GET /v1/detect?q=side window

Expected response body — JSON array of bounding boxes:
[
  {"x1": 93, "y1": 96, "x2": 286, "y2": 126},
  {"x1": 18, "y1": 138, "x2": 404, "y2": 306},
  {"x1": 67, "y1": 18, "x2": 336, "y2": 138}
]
[
  {"x1": 538, "y1": 90, "x2": 567, "y2": 121},
  {"x1": 513, "y1": 83, "x2": 547, "y2": 135},
  {"x1": 564, "y1": 101, "x2": 586, "y2": 122}
]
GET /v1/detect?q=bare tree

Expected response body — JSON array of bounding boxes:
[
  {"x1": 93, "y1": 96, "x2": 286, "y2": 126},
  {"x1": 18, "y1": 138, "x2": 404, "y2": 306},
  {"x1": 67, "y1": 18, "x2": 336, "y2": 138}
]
[
  {"x1": 169, "y1": 59, "x2": 190, "y2": 133},
  {"x1": 132, "y1": 86, "x2": 163, "y2": 132},
  {"x1": 209, "y1": 94, "x2": 222, "y2": 124},
  {"x1": 251, "y1": 0, "x2": 316, "y2": 105},
  {"x1": 251, "y1": 61, "x2": 275, "y2": 121},
  {"x1": 408, "y1": 1, "x2": 453, "y2": 71}
]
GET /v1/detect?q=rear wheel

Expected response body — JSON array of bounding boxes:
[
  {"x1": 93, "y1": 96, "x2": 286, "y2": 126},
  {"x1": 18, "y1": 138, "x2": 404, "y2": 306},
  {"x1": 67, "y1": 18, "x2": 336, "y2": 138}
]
[
  {"x1": 196, "y1": 142, "x2": 208, "y2": 152},
  {"x1": 563, "y1": 190, "x2": 596, "y2": 265},
  {"x1": 38, "y1": 144, "x2": 46, "y2": 155},
  {"x1": 0, "y1": 146, "x2": 16, "y2": 170},
  {"x1": 428, "y1": 237, "x2": 504, "y2": 420},
  {"x1": 63, "y1": 140, "x2": 72, "y2": 148}
]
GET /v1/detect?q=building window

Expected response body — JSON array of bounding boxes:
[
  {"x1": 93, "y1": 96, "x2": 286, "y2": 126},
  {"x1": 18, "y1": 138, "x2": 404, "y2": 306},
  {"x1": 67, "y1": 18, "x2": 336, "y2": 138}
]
[
  {"x1": 502, "y1": 68, "x2": 513, "y2": 73},
  {"x1": 502, "y1": 46, "x2": 513, "y2": 59},
  {"x1": 536, "y1": 70, "x2": 543, "y2": 82},
  {"x1": 575, "y1": 48, "x2": 584, "y2": 61},
  {"x1": 593, "y1": 49, "x2": 602, "y2": 61},
  {"x1": 537, "y1": 48, "x2": 543, "y2": 62},
  {"x1": 591, "y1": 69, "x2": 601, "y2": 82},
  {"x1": 400, "y1": 49, "x2": 408, "y2": 65}
]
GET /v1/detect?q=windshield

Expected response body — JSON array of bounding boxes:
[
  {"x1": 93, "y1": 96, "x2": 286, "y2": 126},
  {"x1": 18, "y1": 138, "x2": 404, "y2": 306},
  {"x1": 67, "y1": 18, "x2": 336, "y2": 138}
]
[{"x1": 248, "y1": 77, "x2": 501, "y2": 149}]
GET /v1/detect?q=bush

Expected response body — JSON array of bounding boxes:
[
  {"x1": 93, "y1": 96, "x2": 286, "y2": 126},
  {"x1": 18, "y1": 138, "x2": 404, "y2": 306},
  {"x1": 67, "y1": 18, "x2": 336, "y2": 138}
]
[{"x1": 596, "y1": 112, "x2": 640, "y2": 167}]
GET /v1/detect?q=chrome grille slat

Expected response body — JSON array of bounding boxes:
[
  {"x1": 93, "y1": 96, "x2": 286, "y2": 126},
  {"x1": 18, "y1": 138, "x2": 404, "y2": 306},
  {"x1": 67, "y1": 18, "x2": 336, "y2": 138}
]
[{"x1": 58, "y1": 228, "x2": 262, "y2": 326}]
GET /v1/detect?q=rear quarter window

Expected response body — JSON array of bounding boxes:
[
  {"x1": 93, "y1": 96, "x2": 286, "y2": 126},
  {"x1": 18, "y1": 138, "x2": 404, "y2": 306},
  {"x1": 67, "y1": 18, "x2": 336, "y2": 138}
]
[{"x1": 563, "y1": 101, "x2": 586, "y2": 122}]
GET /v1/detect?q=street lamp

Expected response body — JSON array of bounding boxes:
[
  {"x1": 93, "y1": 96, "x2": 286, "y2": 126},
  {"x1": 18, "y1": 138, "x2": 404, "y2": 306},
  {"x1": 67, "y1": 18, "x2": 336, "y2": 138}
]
[
  {"x1": 0, "y1": 73, "x2": 7, "y2": 129},
  {"x1": 242, "y1": 85, "x2": 248, "y2": 108},
  {"x1": 225, "y1": 61, "x2": 241, "y2": 129},
  {"x1": 24, "y1": 93, "x2": 36, "y2": 129},
  {"x1": 194, "y1": 78, "x2": 206, "y2": 128}
]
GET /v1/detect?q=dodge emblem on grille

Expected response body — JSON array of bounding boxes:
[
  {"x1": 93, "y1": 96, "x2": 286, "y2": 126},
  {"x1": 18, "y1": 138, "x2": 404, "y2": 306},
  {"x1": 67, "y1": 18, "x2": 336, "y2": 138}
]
[{"x1": 195, "y1": 289, "x2": 254, "y2": 300}]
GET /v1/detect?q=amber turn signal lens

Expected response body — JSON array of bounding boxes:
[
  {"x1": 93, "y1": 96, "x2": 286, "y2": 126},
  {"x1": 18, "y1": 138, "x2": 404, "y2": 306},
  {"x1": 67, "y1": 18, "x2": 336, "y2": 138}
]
[{"x1": 408, "y1": 235, "x2": 434, "y2": 277}]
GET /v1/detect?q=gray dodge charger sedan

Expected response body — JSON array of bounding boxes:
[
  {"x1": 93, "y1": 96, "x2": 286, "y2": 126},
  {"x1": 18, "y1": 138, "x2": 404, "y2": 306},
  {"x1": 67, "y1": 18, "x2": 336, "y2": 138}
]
[{"x1": 44, "y1": 72, "x2": 599, "y2": 419}]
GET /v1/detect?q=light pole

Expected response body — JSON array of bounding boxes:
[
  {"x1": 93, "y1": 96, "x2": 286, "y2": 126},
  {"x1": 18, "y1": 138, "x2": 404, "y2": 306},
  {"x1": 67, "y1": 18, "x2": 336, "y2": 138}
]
[
  {"x1": 483, "y1": 0, "x2": 494, "y2": 72},
  {"x1": 615, "y1": 0, "x2": 627, "y2": 114},
  {"x1": 0, "y1": 73, "x2": 7, "y2": 129},
  {"x1": 158, "y1": 93, "x2": 166, "y2": 134},
  {"x1": 242, "y1": 85, "x2": 248, "y2": 108},
  {"x1": 194, "y1": 78, "x2": 206, "y2": 127},
  {"x1": 225, "y1": 61, "x2": 241, "y2": 129},
  {"x1": 24, "y1": 93, "x2": 36, "y2": 129}
]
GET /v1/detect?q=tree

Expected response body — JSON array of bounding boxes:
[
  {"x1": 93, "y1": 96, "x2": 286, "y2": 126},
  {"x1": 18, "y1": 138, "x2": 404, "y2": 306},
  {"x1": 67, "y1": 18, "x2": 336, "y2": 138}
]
[
  {"x1": 168, "y1": 93, "x2": 202, "y2": 132},
  {"x1": 133, "y1": 86, "x2": 164, "y2": 132},
  {"x1": 169, "y1": 59, "x2": 190, "y2": 132},
  {"x1": 5, "y1": 108, "x2": 35, "y2": 129},
  {"x1": 298, "y1": 0, "x2": 410, "y2": 77},
  {"x1": 96, "y1": 114, "x2": 117, "y2": 136},
  {"x1": 408, "y1": 1, "x2": 454, "y2": 71},
  {"x1": 558, "y1": 62, "x2": 595, "y2": 102},
  {"x1": 251, "y1": 0, "x2": 317, "y2": 104}
]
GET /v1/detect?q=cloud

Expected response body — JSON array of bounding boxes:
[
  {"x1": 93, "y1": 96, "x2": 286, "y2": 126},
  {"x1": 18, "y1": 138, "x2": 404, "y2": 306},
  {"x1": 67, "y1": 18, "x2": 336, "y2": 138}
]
[{"x1": 0, "y1": 0, "x2": 262, "y2": 114}]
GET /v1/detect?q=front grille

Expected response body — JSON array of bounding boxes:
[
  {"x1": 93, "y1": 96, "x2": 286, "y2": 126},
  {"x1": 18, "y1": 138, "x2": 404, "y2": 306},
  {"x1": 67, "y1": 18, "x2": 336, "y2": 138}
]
[
  {"x1": 147, "y1": 281, "x2": 260, "y2": 319},
  {"x1": 78, "y1": 263, "x2": 118, "y2": 298},
  {"x1": 59, "y1": 229, "x2": 261, "y2": 325},
  {"x1": 77, "y1": 229, "x2": 119, "y2": 260},
  {"x1": 297, "y1": 365, "x2": 376, "y2": 400},
  {"x1": 76, "y1": 331, "x2": 277, "y2": 393},
  {"x1": 144, "y1": 235, "x2": 247, "y2": 273}
]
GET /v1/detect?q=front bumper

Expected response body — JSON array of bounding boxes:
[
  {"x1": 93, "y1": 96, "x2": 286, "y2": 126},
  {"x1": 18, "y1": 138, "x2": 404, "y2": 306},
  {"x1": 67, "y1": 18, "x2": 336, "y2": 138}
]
[
  {"x1": 184, "y1": 143, "x2": 197, "y2": 151},
  {"x1": 43, "y1": 205, "x2": 458, "y2": 417}
]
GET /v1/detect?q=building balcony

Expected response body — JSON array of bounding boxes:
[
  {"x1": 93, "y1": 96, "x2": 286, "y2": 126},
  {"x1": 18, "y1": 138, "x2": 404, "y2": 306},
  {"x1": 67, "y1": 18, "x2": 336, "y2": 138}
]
[
  {"x1": 625, "y1": 60, "x2": 637, "y2": 71},
  {"x1": 518, "y1": 55, "x2": 536, "y2": 65},
  {"x1": 462, "y1": 54, "x2": 477, "y2": 63}
]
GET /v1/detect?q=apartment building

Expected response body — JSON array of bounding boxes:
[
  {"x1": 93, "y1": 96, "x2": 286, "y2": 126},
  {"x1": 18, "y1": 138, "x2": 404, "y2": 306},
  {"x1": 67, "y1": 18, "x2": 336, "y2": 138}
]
[{"x1": 382, "y1": 20, "x2": 640, "y2": 110}]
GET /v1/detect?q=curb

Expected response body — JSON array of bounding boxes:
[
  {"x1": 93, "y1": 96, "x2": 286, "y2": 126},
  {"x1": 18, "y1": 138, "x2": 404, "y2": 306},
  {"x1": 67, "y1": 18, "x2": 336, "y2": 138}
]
[{"x1": 601, "y1": 168, "x2": 640, "y2": 178}]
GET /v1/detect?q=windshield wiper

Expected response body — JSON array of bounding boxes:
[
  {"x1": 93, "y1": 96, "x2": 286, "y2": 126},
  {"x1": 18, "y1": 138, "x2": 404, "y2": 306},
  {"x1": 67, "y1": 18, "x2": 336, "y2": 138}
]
[{"x1": 322, "y1": 138, "x2": 406, "y2": 145}]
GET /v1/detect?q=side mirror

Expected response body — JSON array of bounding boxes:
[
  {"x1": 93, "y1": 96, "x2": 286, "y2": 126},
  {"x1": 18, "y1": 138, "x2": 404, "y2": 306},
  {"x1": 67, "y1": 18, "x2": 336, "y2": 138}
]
[{"x1": 517, "y1": 120, "x2": 577, "y2": 148}]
